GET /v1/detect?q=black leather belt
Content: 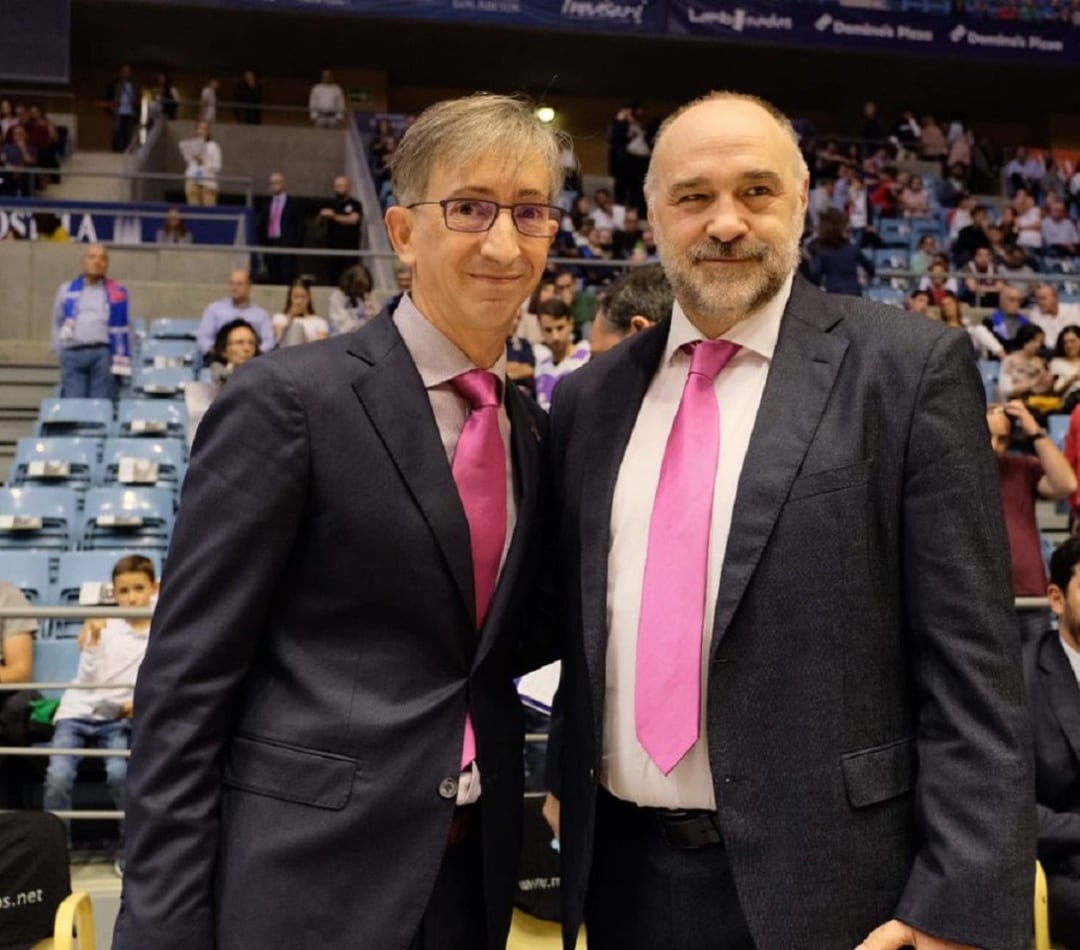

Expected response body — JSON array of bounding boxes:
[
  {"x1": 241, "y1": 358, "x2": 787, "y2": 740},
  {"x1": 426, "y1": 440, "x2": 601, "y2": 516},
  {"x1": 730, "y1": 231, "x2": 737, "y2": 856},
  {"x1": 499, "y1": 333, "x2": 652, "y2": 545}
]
[{"x1": 650, "y1": 807, "x2": 725, "y2": 850}]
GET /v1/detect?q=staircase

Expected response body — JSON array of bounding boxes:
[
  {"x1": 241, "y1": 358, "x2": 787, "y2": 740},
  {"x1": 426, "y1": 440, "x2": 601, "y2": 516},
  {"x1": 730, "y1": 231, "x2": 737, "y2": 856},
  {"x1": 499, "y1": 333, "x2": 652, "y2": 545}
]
[
  {"x1": 0, "y1": 351, "x2": 57, "y2": 484},
  {"x1": 48, "y1": 151, "x2": 132, "y2": 204}
]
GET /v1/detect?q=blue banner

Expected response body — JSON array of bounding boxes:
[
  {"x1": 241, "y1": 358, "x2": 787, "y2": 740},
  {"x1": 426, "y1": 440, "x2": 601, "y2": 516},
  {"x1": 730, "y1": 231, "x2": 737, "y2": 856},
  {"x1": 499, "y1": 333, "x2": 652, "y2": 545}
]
[
  {"x1": 124, "y1": 0, "x2": 1080, "y2": 62},
  {"x1": 0, "y1": 198, "x2": 254, "y2": 246}
]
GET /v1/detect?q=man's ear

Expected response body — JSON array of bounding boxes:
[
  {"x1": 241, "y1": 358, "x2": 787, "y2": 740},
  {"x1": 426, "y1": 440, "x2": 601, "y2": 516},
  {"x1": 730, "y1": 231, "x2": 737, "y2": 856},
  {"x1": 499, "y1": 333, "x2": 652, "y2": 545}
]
[
  {"x1": 1048, "y1": 583, "x2": 1066, "y2": 616},
  {"x1": 385, "y1": 206, "x2": 417, "y2": 265},
  {"x1": 630, "y1": 315, "x2": 655, "y2": 335}
]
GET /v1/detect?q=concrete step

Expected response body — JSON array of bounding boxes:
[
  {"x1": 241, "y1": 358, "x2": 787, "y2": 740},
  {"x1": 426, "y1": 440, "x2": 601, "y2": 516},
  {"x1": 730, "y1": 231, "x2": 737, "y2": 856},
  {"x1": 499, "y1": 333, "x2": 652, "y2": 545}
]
[{"x1": 49, "y1": 151, "x2": 132, "y2": 203}]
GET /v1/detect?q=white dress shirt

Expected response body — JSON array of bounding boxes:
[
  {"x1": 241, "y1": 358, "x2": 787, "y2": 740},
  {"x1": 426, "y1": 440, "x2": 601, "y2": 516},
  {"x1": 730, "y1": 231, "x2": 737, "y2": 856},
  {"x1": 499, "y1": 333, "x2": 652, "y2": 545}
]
[{"x1": 602, "y1": 273, "x2": 793, "y2": 809}]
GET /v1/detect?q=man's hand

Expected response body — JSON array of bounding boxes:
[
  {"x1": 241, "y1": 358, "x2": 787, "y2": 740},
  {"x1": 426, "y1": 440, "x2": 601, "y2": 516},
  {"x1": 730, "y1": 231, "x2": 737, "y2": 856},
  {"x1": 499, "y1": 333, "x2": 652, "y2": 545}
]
[
  {"x1": 857, "y1": 919, "x2": 979, "y2": 950},
  {"x1": 319, "y1": 208, "x2": 335, "y2": 219},
  {"x1": 78, "y1": 618, "x2": 106, "y2": 649},
  {"x1": 542, "y1": 792, "x2": 560, "y2": 839},
  {"x1": 1003, "y1": 399, "x2": 1040, "y2": 437},
  {"x1": 120, "y1": 700, "x2": 134, "y2": 719}
]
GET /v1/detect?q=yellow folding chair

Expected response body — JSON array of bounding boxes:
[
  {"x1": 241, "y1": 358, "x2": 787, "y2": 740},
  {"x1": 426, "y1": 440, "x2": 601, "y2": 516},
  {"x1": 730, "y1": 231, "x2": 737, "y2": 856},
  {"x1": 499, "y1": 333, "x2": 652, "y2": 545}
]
[
  {"x1": 32, "y1": 890, "x2": 95, "y2": 950},
  {"x1": 1036, "y1": 860, "x2": 1051, "y2": 950}
]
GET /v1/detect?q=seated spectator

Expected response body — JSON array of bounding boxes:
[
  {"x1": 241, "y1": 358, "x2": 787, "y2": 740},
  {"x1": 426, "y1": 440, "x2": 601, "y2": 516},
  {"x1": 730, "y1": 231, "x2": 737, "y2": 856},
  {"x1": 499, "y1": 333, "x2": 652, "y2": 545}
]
[
  {"x1": 905, "y1": 289, "x2": 931, "y2": 316},
  {"x1": 938, "y1": 291, "x2": 1004, "y2": 360},
  {"x1": 1051, "y1": 325, "x2": 1080, "y2": 413},
  {"x1": 327, "y1": 263, "x2": 377, "y2": 334},
  {"x1": 155, "y1": 207, "x2": 192, "y2": 245},
  {"x1": 0, "y1": 99, "x2": 15, "y2": 138},
  {"x1": 1043, "y1": 200, "x2": 1080, "y2": 257},
  {"x1": 589, "y1": 263, "x2": 672, "y2": 356},
  {"x1": 309, "y1": 68, "x2": 345, "y2": 128},
  {"x1": 807, "y1": 176, "x2": 840, "y2": 231},
  {"x1": 1022, "y1": 538, "x2": 1080, "y2": 948},
  {"x1": 999, "y1": 324, "x2": 1054, "y2": 402},
  {"x1": 998, "y1": 207, "x2": 1021, "y2": 252},
  {"x1": 987, "y1": 400, "x2": 1076, "y2": 643},
  {"x1": 272, "y1": 281, "x2": 328, "y2": 347},
  {"x1": 1005, "y1": 146, "x2": 1045, "y2": 198},
  {"x1": 845, "y1": 173, "x2": 868, "y2": 240},
  {"x1": 0, "y1": 125, "x2": 37, "y2": 197},
  {"x1": 43, "y1": 554, "x2": 156, "y2": 870},
  {"x1": 1014, "y1": 189, "x2": 1044, "y2": 250},
  {"x1": 947, "y1": 194, "x2": 975, "y2": 242},
  {"x1": 1031, "y1": 284, "x2": 1080, "y2": 350},
  {"x1": 804, "y1": 207, "x2": 873, "y2": 297},
  {"x1": 589, "y1": 188, "x2": 625, "y2": 231},
  {"x1": 209, "y1": 318, "x2": 261, "y2": 387},
  {"x1": 910, "y1": 233, "x2": 940, "y2": 276},
  {"x1": 869, "y1": 166, "x2": 901, "y2": 219},
  {"x1": 919, "y1": 115, "x2": 948, "y2": 164},
  {"x1": 947, "y1": 134, "x2": 971, "y2": 176},
  {"x1": 35, "y1": 212, "x2": 69, "y2": 243},
  {"x1": 1043, "y1": 158, "x2": 1068, "y2": 206},
  {"x1": 899, "y1": 175, "x2": 930, "y2": 217},
  {"x1": 952, "y1": 204, "x2": 992, "y2": 268},
  {"x1": 999, "y1": 246, "x2": 1039, "y2": 300},
  {"x1": 196, "y1": 269, "x2": 274, "y2": 357},
  {"x1": 180, "y1": 120, "x2": 222, "y2": 207},
  {"x1": 965, "y1": 246, "x2": 1006, "y2": 309},
  {"x1": 552, "y1": 269, "x2": 597, "y2": 337},
  {"x1": 534, "y1": 299, "x2": 590, "y2": 411},
  {"x1": 612, "y1": 207, "x2": 645, "y2": 260},
  {"x1": 920, "y1": 258, "x2": 963, "y2": 306},
  {"x1": 506, "y1": 311, "x2": 536, "y2": 397},
  {"x1": 985, "y1": 284, "x2": 1033, "y2": 352},
  {"x1": 0, "y1": 579, "x2": 35, "y2": 689},
  {"x1": 24, "y1": 105, "x2": 60, "y2": 184},
  {"x1": 383, "y1": 262, "x2": 412, "y2": 315}
]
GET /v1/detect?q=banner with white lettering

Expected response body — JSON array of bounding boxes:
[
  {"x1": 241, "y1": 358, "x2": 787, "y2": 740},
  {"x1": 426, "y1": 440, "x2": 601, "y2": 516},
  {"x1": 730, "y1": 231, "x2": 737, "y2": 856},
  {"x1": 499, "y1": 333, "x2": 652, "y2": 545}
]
[{"x1": 0, "y1": 199, "x2": 253, "y2": 246}]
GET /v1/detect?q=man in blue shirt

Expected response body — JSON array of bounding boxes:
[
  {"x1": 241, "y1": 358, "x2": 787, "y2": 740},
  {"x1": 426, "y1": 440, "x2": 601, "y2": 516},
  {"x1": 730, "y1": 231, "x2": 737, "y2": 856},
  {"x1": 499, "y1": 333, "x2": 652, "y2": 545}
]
[{"x1": 195, "y1": 269, "x2": 274, "y2": 358}]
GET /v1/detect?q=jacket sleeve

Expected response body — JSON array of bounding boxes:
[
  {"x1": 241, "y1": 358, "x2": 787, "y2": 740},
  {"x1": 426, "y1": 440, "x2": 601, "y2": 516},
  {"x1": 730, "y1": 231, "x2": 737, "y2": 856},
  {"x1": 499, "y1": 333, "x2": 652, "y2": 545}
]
[
  {"x1": 111, "y1": 356, "x2": 309, "y2": 950},
  {"x1": 892, "y1": 329, "x2": 1035, "y2": 950}
]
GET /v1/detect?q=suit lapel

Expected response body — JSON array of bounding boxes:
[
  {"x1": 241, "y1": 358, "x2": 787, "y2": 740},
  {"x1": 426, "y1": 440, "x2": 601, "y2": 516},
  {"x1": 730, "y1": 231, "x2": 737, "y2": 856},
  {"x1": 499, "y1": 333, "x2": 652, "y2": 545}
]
[
  {"x1": 1040, "y1": 633, "x2": 1080, "y2": 765},
  {"x1": 579, "y1": 324, "x2": 670, "y2": 695},
  {"x1": 710, "y1": 279, "x2": 850, "y2": 655},
  {"x1": 348, "y1": 313, "x2": 475, "y2": 627},
  {"x1": 474, "y1": 384, "x2": 543, "y2": 666}
]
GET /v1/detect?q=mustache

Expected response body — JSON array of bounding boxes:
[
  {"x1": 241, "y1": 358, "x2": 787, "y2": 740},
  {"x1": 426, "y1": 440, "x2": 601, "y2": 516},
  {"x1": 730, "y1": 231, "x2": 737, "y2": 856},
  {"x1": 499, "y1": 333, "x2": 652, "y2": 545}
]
[{"x1": 687, "y1": 238, "x2": 769, "y2": 261}]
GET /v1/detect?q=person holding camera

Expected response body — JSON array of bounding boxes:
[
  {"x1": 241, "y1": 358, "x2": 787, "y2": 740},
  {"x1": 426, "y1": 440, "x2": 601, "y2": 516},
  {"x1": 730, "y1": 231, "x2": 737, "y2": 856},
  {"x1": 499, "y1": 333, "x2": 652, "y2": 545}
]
[{"x1": 987, "y1": 400, "x2": 1077, "y2": 643}]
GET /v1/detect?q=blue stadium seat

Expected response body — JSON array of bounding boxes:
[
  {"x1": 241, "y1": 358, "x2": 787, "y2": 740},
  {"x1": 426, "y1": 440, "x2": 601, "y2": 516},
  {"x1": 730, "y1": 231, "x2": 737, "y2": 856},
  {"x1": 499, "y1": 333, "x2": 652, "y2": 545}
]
[
  {"x1": 115, "y1": 399, "x2": 189, "y2": 441},
  {"x1": 80, "y1": 487, "x2": 175, "y2": 552},
  {"x1": 32, "y1": 639, "x2": 80, "y2": 697},
  {"x1": 98, "y1": 439, "x2": 185, "y2": 491},
  {"x1": 139, "y1": 339, "x2": 200, "y2": 368},
  {"x1": 0, "y1": 551, "x2": 51, "y2": 603},
  {"x1": 149, "y1": 317, "x2": 200, "y2": 340},
  {"x1": 10, "y1": 437, "x2": 99, "y2": 491},
  {"x1": 876, "y1": 219, "x2": 911, "y2": 248},
  {"x1": 35, "y1": 399, "x2": 113, "y2": 438},
  {"x1": 873, "y1": 249, "x2": 910, "y2": 271},
  {"x1": 0, "y1": 487, "x2": 79, "y2": 551},
  {"x1": 1049, "y1": 414, "x2": 1071, "y2": 451},
  {"x1": 866, "y1": 287, "x2": 906, "y2": 307},
  {"x1": 909, "y1": 217, "x2": 944, "y2": 249},
  {"x1": 132, "y1": 366, "x2": 195, "y2": 398},
  {"x1": 51, "y1": 550, "x2": 162, "y2": 639}
]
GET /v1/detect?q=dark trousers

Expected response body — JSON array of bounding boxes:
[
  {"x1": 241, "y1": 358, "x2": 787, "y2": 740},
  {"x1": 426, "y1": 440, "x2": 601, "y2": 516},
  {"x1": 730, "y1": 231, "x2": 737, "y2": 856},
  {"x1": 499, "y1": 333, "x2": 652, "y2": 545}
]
[
  {"x1": 59, "y1": 345, "x2": 114, "y2": 399},
  {"x1": 407, "y1": 806, "x2": 485, "y2": 950},
  {"x1": 585, "y1": 788, "x2": 756, "y2": 950},
  {"x1": 263, "y1": 239, "x2": 297, "y2": 286},
  {"x1": 1048, "y1": 870, "x2": 1080, "y2": 948},
  {"x1": 111, "y1": 114, "x2": 136, "y2": 153}
]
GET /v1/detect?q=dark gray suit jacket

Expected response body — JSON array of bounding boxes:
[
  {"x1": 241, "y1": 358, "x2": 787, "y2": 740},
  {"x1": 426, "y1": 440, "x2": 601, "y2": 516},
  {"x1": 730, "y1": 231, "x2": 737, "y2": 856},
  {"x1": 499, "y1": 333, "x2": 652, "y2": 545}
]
[
  {"x1": 112, "y1": 313, "x2": 549, "y2": 949},
  {"x1": 548, "y1": 276, "x2": 1034, "y2": 949},
  {"x1": 1025, "y1": 628, "x2": 1080, "y2": 878}
]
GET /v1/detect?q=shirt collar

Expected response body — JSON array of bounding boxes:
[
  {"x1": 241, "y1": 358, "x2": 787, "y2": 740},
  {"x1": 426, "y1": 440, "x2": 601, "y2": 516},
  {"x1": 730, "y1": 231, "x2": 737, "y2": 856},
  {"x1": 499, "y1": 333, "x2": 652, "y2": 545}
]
[
  {"x1": 393, "y1": 293, "x2": 508, "y2": 390},
  {"x1": 663, "y1": 271, "x2": 793, "y2": 367}
]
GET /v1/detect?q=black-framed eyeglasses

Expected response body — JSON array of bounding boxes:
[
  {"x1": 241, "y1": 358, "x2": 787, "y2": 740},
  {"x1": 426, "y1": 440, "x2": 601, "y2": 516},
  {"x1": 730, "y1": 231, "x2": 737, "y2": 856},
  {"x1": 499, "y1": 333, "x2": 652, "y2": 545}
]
[{"x1": 407, "y1": 198, "x2": 561, "y2": 238}]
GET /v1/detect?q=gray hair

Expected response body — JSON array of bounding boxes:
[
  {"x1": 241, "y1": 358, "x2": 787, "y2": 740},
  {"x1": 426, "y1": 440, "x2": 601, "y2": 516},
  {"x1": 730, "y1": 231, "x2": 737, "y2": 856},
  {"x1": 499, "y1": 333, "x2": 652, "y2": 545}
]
[
  {"x1": 643, "y1": 90, "x2": 809, "y2": 200},
  {"x1": 389, "y1": 93, "x2": 568, "y2": 206}
]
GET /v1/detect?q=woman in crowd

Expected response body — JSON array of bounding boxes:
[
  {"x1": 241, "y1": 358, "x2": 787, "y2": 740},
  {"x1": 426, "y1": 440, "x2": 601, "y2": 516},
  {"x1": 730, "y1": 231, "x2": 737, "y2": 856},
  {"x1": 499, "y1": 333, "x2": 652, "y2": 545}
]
[
  {"x1": 156, "y1": 207, "x2": 192, "y2": 244},
  {"x1": 1051, "y1": 325, "x2": 1080, "y2": 414},
  {"x1": 899, "y1": 175, "x2": 930, "y2": 217},
  {"x1": 209, "y1": 319, "x2": 260, "y2": 386},
  {"x1": 272, "y1": 281, "x2": 328, "y2": 347},
  {"x1": 999, "y1": 323, "x2": 1055, "y2": 403},
  {"x1": 937, "y1": 291, "x2": 1004, "y2": 360},
  {"x1": 328, "y1": 263, "x2": 377, "y2": 334},
  {"x1": 805, "y1": 207, "x2": 874, "y2": 297},
  {"x1": 181, "y1": 120, "x2": 222, "y2": 206}
]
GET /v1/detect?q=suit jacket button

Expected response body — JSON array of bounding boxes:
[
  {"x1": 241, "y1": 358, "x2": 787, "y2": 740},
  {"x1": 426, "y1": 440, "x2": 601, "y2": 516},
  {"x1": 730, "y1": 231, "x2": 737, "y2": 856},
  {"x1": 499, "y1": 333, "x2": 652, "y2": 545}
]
[{"x1": 438, "y1": 777, "x2": 459, "y2": 800}]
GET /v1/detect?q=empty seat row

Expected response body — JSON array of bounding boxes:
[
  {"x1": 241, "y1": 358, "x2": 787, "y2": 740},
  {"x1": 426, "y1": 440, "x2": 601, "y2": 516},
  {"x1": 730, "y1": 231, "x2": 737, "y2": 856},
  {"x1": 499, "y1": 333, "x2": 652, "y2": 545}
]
[
  {"x1": 0, "y1": 486, "x2": 174, "y2": 554},
  {"x1": 11, "y1": 438, "x2": 186, "y2": 492},
  {"x1": 38, "y1": 399, "x2": 189, "y2": 440}
]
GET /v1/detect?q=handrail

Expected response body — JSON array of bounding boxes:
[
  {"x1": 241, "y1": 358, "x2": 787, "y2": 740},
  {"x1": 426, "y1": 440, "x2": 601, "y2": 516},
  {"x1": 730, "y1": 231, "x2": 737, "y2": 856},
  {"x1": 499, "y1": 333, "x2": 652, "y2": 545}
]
[{"x1": 6, "y1": 165, "x2": 254, "y2": 190}]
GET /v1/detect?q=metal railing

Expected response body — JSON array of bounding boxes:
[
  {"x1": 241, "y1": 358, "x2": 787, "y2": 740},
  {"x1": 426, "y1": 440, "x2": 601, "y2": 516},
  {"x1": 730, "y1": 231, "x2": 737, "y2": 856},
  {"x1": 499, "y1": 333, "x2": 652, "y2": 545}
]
[{"x1": 4, "y1": 166, "x2": 256, "y2": 206}]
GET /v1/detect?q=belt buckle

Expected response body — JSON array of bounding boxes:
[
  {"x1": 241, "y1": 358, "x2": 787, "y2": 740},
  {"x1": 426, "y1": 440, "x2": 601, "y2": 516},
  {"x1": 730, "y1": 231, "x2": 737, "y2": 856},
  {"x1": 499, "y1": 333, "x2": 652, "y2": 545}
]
[{"x1": 657, "y1": 809, "x2": 723, "y2": 850}]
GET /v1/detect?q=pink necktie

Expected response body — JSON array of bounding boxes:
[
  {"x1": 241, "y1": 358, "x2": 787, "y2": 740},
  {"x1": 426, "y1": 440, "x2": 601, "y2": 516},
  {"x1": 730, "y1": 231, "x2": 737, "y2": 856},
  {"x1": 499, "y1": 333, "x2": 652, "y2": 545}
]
[
  {"x1": 269, "y1": 196, "x2": 282, "y2": 238},
  {"x1": 636, "y1": 339, "x2": 740, "y2": 775},
  {"x1": 451, "y1": 370, "x2": 508, "y2": 767}
]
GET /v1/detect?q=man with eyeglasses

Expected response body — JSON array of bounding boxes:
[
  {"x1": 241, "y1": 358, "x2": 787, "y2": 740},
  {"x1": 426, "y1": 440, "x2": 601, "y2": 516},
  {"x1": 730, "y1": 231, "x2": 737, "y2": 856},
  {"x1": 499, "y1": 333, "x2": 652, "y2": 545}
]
[{"x1": 113, "y1": 94, "x2": 560, "y2": 950}]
